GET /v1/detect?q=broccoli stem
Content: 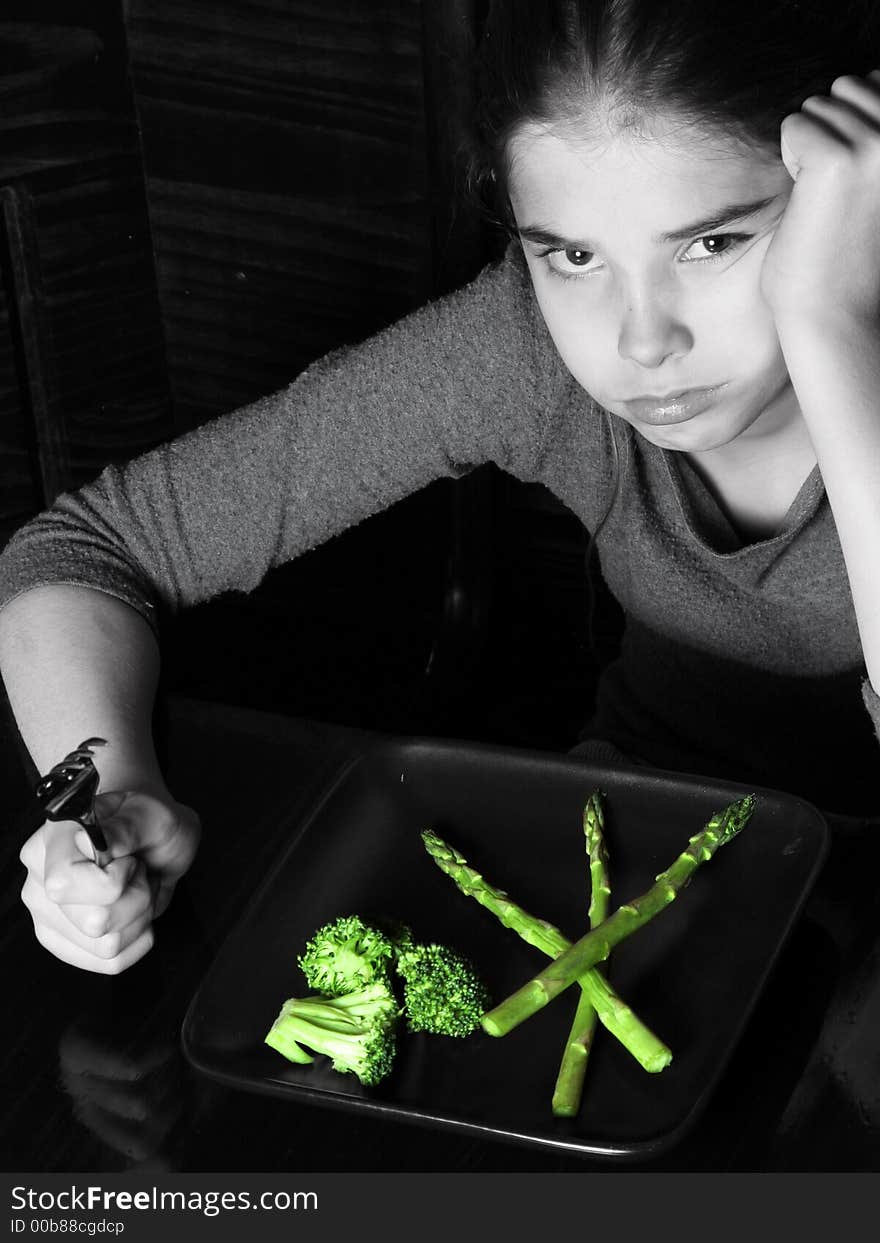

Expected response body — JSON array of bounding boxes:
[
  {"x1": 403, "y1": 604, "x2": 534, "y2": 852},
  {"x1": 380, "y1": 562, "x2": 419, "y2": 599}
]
[
  {"x1": 421, "y1": 828, "x2": 671, "y2": 1075},
  {"x1": 264, "y1": 987, "x2": 398, "y2": 1086},
  {"x1": 551, "y1": 791, "x2": 612, "y2": 1117},
  {"x1": 265, "y1": 1023, "x2": 314, "y2": 1065},
  {"x1": 481, "y1": 794, "x2": 756, "y2": 1038}
]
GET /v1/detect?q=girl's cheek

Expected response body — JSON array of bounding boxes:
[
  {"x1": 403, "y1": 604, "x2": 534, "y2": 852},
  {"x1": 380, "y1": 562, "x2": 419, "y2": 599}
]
[
  {"x1": 533, "y1": 284, "x2": 602, "y2": 353},
  {"x1": 729, "y1": 241, "x2": 776, "y2": 310},
  {"x1": 548, "y1": 297, "x2": 609, "y2": 352},
  {"x1": 690, "y1": 257, "x2": 772, "y2": 337}
]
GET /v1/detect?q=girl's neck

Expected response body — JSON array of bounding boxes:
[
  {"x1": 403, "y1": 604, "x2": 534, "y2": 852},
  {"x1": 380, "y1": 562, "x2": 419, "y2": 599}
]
[{"x1": 684, "y1": 398, "x2": 817, "y2": 542}]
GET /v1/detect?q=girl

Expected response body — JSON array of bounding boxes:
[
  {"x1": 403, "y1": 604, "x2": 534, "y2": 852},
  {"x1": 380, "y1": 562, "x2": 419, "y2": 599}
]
[{"x1": 2, "y1": 0, "x2": 880, "y2": 974}]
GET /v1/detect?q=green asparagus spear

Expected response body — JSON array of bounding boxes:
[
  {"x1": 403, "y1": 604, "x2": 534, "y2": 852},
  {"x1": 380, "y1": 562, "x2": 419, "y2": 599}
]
[
  {"x1": 421, "y1": 828, "x2": 672, "y2": 1074},
  {"x1": 481, "y1": 793, "x2": 756, "y2": 1039},
  {"x1": 551, "y1": 790, "x2": 612, "y2": 1117}
]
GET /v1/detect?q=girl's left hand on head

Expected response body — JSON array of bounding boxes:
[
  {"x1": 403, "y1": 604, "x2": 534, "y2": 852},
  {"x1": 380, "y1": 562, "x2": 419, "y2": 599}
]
[{"x1": 761, "y1": 70, "x2": 880, "y2": 325}]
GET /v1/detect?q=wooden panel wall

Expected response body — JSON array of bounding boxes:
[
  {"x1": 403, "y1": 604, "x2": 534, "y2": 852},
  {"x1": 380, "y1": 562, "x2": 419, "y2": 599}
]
[
  {"x1": 0, "y1": 228, "x2": 43, "y2": 540},
  {"x1": 0, "y1": 3, "x2": 173, "y2": 547},
  {"x1": 124, "y1": 0, "x2": 438, "y2": 430},
  {"x1": 121, "y1": 0, "x2": 497, "y2": 732}
]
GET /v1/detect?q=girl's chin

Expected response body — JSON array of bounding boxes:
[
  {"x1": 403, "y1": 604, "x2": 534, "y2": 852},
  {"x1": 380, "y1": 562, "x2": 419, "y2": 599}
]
[
  {"x1": 623, "y1": 400, "x2": 762, "y2": 454},
  {"x1": 622, "y1": 415, "x2": 736, "y2": 453}
]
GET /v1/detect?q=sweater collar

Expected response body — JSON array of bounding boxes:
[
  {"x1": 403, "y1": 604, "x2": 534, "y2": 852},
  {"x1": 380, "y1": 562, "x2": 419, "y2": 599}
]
[{"x1": 658, "y1": 439, "x2": 826, "y2": 559}]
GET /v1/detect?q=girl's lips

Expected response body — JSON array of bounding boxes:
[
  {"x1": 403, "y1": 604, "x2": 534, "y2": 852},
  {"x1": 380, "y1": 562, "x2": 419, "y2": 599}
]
[{"x1": 620, "y1": 384, "x2": 726, "y2": 425}]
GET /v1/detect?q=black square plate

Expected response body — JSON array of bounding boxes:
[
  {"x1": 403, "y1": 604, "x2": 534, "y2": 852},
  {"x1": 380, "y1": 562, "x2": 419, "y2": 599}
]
[{"x1": 181, "y1": 736, "x2": 829, "y2": 1158}]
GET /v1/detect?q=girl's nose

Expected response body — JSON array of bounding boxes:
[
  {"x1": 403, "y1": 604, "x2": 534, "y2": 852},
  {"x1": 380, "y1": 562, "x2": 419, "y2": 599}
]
[{"x1": 617, "y1": 295, "x2": 693, "y2": 369}]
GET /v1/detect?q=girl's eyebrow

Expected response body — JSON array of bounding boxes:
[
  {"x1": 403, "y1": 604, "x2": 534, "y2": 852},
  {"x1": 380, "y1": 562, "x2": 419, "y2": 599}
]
[
  {"x1": 658, "y1": 194, "x2": 783, "y2": 242},
  {"x1": 518, "y1": 194, "x2": 783, "y2": 251}
]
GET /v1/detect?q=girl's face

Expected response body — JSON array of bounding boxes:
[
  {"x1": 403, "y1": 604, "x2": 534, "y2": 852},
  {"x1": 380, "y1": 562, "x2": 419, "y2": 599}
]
[{"x1": 507, "y1": 115, "x2": 797, "y2": 453}]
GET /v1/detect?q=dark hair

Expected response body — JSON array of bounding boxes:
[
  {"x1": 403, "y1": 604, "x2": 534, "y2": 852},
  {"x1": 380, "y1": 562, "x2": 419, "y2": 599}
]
[
  {"x1": 465, "y1": 0, "x2": 880, "y2": 660},
  {"x1": 469, "y1": 0, "x2": 880, "y2": 225}
]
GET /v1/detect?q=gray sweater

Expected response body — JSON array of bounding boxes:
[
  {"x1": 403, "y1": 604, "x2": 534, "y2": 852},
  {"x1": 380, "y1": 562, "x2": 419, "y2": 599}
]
[{"x1": 1, "y1": 246, "x2": 878, "y2": 814}]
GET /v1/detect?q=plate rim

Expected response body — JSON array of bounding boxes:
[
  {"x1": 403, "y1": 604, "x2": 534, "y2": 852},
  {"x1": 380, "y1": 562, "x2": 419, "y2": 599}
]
[{"x1": 180, "y1": 734, "x2": 831, "y2": 1159}]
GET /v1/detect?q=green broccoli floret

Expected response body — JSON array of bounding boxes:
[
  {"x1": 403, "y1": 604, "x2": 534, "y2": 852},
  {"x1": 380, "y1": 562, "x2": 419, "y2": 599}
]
[
  {"x1": 395, "y1": 942, "x2": 491, "y2": 1038},
  {"x1": 297, "y1": 914, "x2": 396, "y2": 996},
  {"x1": 264, "y1": 981, "x2": 400, "y2": 1086}
]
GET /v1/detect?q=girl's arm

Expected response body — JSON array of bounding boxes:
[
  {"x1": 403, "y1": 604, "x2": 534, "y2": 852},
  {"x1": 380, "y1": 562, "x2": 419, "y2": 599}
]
[
  {"x1": 0, "y1": 247, "x2": 556, "y2": 627},
  {"x1": 0, "y1": 585, "x2": 163, "y2": 783},
  {"x1": 0, "y1": 249, "x2": 559, "y2": 973},
  {"x1": 763, "y1": 71, "x2": 880, "y2": 695},
  {"x1": 774, "y1": 315, "x2": 880, "y2": 694},
  {"x1": 0, "y1": 586, "x2": 200, "y2": 974}
]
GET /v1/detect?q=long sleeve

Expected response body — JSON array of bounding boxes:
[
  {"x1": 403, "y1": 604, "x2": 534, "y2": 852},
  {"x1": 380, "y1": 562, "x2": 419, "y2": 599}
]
[{"x1": 0, "y1": 248, "x2": 569, "y2": 635}]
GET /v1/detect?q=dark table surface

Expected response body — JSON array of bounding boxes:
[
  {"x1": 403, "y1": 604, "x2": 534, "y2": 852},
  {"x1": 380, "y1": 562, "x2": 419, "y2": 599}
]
[{"x1": 2, "y1": 693, "x2": 880, "y2": 1175}]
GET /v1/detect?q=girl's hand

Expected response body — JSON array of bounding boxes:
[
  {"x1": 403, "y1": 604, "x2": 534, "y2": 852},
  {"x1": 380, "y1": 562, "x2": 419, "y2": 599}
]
[
  {"x1": 761, "y1": 70, "x2": 880, "y2": 325},
  {"x1": 19, "y1": 789, "x2": 201, "y2": 974}
]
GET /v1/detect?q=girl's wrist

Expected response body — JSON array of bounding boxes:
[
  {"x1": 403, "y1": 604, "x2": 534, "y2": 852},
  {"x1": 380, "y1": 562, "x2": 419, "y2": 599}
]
[
  {"x1": 772, "y1": 302, "x2": 880, "y2": 346},
  {"x1": 91, "y1": 749, "x2": 170, "y2": 800},
  {"x1": 773, "y1": 306, "x2": 880, "y2": 450}
]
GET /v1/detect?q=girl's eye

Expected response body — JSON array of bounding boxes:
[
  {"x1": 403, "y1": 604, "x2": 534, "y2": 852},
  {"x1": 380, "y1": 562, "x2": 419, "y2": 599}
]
[
  {"x1": 681, "y1": 233, "x2": 751, "y2": 262},
  {"x1": 540, "y1": 246, "x2": 601, "y2": 279},
  {"x1": 559, "y1": 247, "x2": 594, "y2": 267},
  {"x1": 535, "y1": 232, "x2": 753, "y2": 279}
]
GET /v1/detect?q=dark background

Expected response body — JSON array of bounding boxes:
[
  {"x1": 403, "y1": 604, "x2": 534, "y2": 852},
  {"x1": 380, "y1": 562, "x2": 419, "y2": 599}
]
[
  {"x1": 5, "y1": 12, "x2": 880, "y2": 1179},
  {"x1": 0, "y1": 0, "x2": 623, "y2": 751}
]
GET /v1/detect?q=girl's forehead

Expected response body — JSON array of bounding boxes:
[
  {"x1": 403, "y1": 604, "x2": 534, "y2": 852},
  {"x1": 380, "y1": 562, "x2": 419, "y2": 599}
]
[{"x1": 507, "y1": 118, "x2": 789, "y2": 233}]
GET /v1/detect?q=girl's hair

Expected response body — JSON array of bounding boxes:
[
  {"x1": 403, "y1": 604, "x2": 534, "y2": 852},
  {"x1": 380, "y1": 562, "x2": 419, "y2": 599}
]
[
  {"x1": 469, "y1": 0, "x2": 880, "y2": 226},
  {"x1": 465, "y1": 0, "x2": 880, "y2": 671}
]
